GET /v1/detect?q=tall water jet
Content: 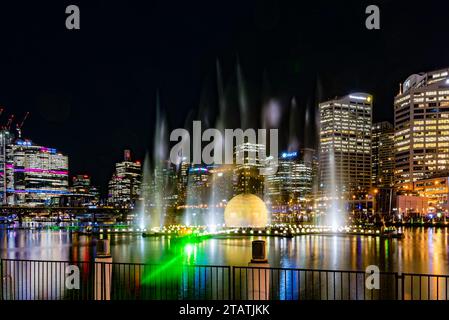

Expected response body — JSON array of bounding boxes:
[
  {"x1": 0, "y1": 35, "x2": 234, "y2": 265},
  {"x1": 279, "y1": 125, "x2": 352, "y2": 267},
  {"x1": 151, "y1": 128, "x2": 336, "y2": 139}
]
[
  {"x1": 137, "y1": 152, "x2": 152, "y2": 229},
  {"x1": 288, "y1": 97, "x2": 300, "y2": 152},
  {"x1": 205, "y1": 59, "x2": 227, "y2": 230},
  {"x1": 326, "y1": 147, "x2": 343, "y2": 228},
  {"x1": 261, "y1": 93, "x2": 283, "y2": 223},
  {"x1": 237, "y1": 59, "x2": 249, "y2": 130},
  {"x1": 150, "y1": 91, "x2": 169, "y2": 229}
]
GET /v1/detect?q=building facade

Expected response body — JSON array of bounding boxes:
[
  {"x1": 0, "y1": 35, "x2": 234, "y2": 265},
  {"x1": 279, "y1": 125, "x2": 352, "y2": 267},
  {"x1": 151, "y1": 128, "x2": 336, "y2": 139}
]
[
  {"x1": 6, "y1": 139, "x2": 69, "y2": 206},
  {"x1": 413, "y1": 176, "x2": 449, "y2": 215},
  {"x1": 68, "y1": 174, "x2": 100, "y2": 207},
  {"x1": 394, "y1": 68, "x2": 449, "y2": 191},
  {"x1": 233, "y1": 142, "x2": 266, "y2": 196},
  {"x1": 372, "y1": 121, "x2": 395, "y2": 214},
  {"x1": 108, "y1": 150, "x2": 142, "y2": 208},
  {"x1": 319, "y1": 93, "x2": 373, "y2": 213},
  {"x1": 0, "y1": 129, "x2": 14, "y2": 204},
  {"x1": 372, "y1": 121, "x2": 395, "y2": 187},
  {"x1": 267, "y1": 149, "x2": 314, "y2": 221}
]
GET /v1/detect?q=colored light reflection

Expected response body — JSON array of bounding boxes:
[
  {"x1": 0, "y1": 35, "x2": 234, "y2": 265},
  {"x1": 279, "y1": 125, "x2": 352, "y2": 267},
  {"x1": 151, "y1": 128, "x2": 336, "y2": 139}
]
[{"x1": 141, "y1": 232, "x2": 211, "y2": 285}]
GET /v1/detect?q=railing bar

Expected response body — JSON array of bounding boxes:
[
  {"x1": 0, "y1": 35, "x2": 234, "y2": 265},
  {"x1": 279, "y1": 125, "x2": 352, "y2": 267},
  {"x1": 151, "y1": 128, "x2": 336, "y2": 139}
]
[
  {"x1": 340, "y1": 272, "x2": 343, "y2": 301},
  {"x1": 305, "y1": 270, "x2": 307, "y2": 300},
  {"x1": 318, "y1": 271, "x2": 322, "y2": 300}
]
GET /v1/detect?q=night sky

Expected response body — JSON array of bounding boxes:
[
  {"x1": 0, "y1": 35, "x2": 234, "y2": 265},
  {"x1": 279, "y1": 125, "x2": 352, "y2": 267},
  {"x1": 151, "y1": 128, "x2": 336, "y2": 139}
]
[{"x1": 1, "y1": 0, "x2": 449, "y2": 195}]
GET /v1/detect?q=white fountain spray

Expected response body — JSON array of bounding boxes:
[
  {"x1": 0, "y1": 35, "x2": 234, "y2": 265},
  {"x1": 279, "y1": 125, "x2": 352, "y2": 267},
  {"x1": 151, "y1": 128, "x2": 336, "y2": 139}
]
[
  {"x1": 327, "y1": 147, "x2": 343, "y2": 229},
  {"x1": 150, "y1": 91, "x2": 168, "y2": 229}
]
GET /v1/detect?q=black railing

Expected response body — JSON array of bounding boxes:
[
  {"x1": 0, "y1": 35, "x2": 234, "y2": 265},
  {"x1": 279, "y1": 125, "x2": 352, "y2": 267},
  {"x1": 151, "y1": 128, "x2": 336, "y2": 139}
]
[
  {"x1": 1, "y1": 258, "x2": 449, "y2": 300},
  {"x1": 232, "y1": 266, "x2": 398, "y2": 300}
]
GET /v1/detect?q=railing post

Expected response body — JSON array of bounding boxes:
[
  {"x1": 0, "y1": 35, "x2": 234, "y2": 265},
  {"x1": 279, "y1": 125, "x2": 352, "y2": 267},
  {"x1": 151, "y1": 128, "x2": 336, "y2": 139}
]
[
  {"x1": 231, "y1": 266, "x2": 235, "y2": 300},
  {"x1": 247, "y1": 240, "x2": 270, "y2": 300},
  {"x1": 94, "y1": 239, "x2": 112, "y2": 300},
  {"x1": 396, "y1": 272, "x2": 403, "y2": 300}
]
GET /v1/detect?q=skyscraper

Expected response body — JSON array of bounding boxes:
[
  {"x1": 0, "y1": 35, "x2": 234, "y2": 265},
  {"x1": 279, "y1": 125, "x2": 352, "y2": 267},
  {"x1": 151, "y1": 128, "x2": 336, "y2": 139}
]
[
  {"x1": 372, "y1": 121, "x2": 395, "y2": 214},
  {"x1": 319, "y1": 93, "x2": 373, "y2": 212},
  {"x1": 108, "y1": 150, "x2": 142, "y2": 208},
  {"x1": 233, "y1": 142, "x2": 265, "y2": 196},
  {"x1": 6, "y1": 139, "x2": 69, "y2": 206},
  {"x1": 0, "y1": 129, "x2": 14, "y2": 204},
  {"x1": 69, "y1": 174, "x2": 100, "y2": 207},
  {"x1": 372, "y1": 121, "x2": 395, "y2": 188},
  {"x1": 266, "y1": 149, "x2": 314, "y2": 221},
  {"x1": 394, "y1": 68, "x2": 449, "y2": 191}
]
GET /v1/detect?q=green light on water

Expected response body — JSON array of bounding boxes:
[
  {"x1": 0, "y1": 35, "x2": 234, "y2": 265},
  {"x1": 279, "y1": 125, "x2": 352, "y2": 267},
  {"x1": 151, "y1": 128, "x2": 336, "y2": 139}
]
[{"x1": 141, "y1": 232, "x2": 212, "y2": 285}]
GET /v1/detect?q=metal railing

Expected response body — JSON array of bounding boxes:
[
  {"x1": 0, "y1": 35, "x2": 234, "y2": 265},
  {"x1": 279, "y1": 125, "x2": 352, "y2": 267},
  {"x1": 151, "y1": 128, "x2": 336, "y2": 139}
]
[
  {"x1": 0, "y1": 259, "x2": 231, "y2": 300},
  {"x1": 1, "y1": 258, "x2": 448, "y2": 300}
]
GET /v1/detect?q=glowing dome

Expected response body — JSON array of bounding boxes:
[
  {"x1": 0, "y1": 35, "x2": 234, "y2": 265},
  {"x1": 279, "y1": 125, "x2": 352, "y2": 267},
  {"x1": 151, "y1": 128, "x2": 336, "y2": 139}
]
[{"x1": 224, "y1": 194, "x2": 268, "y2": 228}]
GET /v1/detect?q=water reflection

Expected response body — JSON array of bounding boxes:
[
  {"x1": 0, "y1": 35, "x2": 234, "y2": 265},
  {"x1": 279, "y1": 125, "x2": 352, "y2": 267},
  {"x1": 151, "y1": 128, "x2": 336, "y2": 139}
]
[{"x1": 1, "y1": 228, "x2": 448, "y2": 274}]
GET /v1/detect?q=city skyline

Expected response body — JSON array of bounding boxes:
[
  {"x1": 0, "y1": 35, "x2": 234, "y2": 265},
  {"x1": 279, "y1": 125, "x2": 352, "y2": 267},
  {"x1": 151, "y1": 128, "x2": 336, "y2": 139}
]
[
  {"x1": 3, "y1": 1, "x2": 449, "y2": 308},
  {"x1": 2, "y1": 1, "x2": 449, "y2": 193},
  {"x1": 4, "y1": 65, "x2": 449, "y2": 218}
]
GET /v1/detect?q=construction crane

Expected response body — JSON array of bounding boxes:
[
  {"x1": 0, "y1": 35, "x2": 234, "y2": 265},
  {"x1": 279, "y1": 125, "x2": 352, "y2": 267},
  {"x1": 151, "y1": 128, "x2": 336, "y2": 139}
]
[
  {"x1": 16, "y1": 112, "x2": 30, "y2": 138},
  {"x1": 5, "y1": 114, "x2": 14, "y2": 131}
]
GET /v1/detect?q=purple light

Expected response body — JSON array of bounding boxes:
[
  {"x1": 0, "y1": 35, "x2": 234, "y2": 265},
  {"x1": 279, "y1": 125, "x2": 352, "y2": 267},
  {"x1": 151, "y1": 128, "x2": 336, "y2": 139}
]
[{"x1": 18, "y1": 168, "x2": 68, "y2": 175}]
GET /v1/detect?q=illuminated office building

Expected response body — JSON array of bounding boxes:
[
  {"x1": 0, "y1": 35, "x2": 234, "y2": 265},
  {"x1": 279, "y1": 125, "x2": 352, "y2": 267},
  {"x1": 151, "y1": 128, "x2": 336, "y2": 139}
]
[
  {"x1": 0, "y1": 130, "x2": 14, "y2": 204},
  {"x1": 6, "y1": 139, "x2": 69, "y2": 206},
  {"x1": 233, "y1": 142, "x2": 266, "y2": 196},
  {"x1": 108, "y1": 149, "x2": 142, "y2": 208},
  {"x1": 319, "y1": 93, "x2": 373, "y2": 211},
  {"x1": 186, "y1": 166, "x2": 210, "y2": 207},
  {"x1": 372, "y1": 122, "x2": 395, "y2": 187},
  {"x1": 153, "y1": 160, "x2": 178, "y2": 207},
  {"x1": 176, "y1": 158, "x2": 191, "y2": 205},
  {"x1": 372, "y1": 122, "x2": 395, "y2": 214},
  {"x1": 267, "y1": 149, "x2": 314, "y2": 220},
  {"x1": 68, "y1": 174, "x2": 100, "y2": 206},
  {"x1": 267, "y1": 151, "x2": 313, "y2": 204},
  {"x1": 413, "y1": 176, "x2": 449, "y2": 215},
  {"x1": 394, "y1": 68, "x2": 449, "y2": 191},
  {"x1": 208, "y1": 164, "x2": 234, "y2": 208}
]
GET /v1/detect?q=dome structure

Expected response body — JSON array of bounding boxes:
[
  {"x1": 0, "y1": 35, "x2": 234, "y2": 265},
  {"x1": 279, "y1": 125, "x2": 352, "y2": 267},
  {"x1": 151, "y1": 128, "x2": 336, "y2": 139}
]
[{"x1": 224, "y1": 194, "x2": 269, "y2": 228}]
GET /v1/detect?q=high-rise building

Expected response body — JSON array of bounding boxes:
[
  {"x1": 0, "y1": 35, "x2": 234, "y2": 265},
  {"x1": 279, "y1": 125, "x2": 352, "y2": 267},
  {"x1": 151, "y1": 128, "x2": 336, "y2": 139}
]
[
  {"x1": 372, "y1": 121, "x2": 395, "y2": 187},
  {"x1": 372, "y1": 121, "x2": 395, "y2": 214},
  {"x1": 68, "y1": 174, "x2": 100, "y2": 207},
  {"x1": 186, "y1": 166, "x2": 210, "y2": 207},
  {"x1": 208, "y1": 164, "x2": 234, "y2": 207},
  {"x1": 6, "y1": 139, "x2": 69, "y2": 206},
  {"x1": 394, "y1": 68, "x2": 449, "y2": 191},
  {"x1": 0, "y1": 129, "x2": 14, "y2": 204},
  {"x1": 108, "y1": 150, "x2": 142, "y2": 208},
  {"x1": 319, "y1": 93, "x2": 373, "y2": 212},
  {"x1": 233, "y1": 142, "x2": 266, "y2": 196},
  {"x1": 176, "y1": 158, "x2": 191, "y2": 205},
  {"x1": 267, "y1": 150, "x2": 314, "y2": 221},
  {"x1": 153, "y1": 160, "x2": 178, "y2": 207},
  {"x1": 267, "y1": 151, "x2": 313, "y2": 203}
]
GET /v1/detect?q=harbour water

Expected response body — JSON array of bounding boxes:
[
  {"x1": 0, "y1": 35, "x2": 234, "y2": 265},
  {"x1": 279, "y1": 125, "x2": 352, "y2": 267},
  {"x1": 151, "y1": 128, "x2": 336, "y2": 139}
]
[{"x1": 1, "y1": 227, "x2": 448, "y2": 274}]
